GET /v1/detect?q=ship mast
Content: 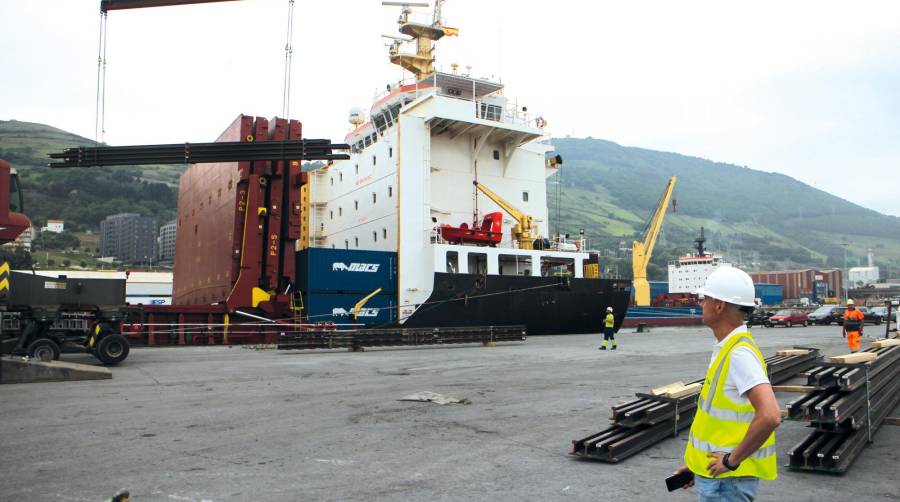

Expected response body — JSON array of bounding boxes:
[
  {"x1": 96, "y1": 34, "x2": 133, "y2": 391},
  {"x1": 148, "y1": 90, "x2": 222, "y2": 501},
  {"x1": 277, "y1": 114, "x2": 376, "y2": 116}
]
[{"x1": 382, "y1": 1, "x2": 454, "y2": 80}]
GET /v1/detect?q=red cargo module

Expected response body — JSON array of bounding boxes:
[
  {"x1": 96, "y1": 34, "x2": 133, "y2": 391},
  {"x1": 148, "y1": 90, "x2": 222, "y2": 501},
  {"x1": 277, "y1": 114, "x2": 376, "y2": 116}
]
[{"x1": 173, "y1": 115, "x2": 306, "y2": 317}]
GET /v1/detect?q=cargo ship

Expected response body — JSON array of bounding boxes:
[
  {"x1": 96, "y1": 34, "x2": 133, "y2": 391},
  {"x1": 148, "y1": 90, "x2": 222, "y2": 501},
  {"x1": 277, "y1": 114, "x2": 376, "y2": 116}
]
[{"x1": 300, "y1": 2, "x2": 630, "y2": 334}]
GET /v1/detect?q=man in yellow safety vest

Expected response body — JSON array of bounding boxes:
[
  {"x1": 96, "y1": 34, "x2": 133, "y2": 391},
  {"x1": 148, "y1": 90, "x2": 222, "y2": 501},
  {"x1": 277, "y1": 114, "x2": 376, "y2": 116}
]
[
  {"x1": 674, "y1": 266, "x2": 781, "y2": 500},
  {"x1": 599, "y1": 306, "x2": 616, "y2": 350}
]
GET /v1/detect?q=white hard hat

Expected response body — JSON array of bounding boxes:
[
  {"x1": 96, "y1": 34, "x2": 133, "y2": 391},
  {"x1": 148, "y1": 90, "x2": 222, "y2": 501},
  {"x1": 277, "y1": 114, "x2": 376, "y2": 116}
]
[
  {"x1": 695, "y1": 266, "x2": 756, "y2": 307},
  {"x1": 607, "y1": 306, "x2": 613, "y2": 312},
  {"x1": 847, "y1": 299, "x2": 855, "y2": 305}
]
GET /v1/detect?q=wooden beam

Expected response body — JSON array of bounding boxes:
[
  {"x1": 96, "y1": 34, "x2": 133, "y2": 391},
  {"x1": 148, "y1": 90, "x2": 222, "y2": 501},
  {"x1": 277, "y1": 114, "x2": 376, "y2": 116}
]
[
  {"x1": 772, "y1": 385, "x2": 816, "y2": 393},
  {"x1": 665, "y1": 383, "x2": 702, "y2": 399},
  {"x1": 650, "y1": 381, "x2": 685, "y2": 396},
  {"x1": 883, "y1": 417, "x2": 900, "y2": 426},
  {"x1": 872, "y1": 338, "x2": 900, "y2": 349},
  {"x1": 827, "y1": 352, "x2": 877, "y2": 364},
  {"x1": 776, "y1": 349, "x2": 810, "y2": 356}
]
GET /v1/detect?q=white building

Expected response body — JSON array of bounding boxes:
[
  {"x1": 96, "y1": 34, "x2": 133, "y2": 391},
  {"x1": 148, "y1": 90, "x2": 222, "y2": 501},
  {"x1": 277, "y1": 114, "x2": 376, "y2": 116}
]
[
  {"x1": 849, "y1": 266, "x2": 879, "y2": 287},
  {"x1": 41, "y1": 220, "x2": 64, "y2": 233},
  {"x1": 668, "y1": 254, "x2": 732, "y2": 294}
]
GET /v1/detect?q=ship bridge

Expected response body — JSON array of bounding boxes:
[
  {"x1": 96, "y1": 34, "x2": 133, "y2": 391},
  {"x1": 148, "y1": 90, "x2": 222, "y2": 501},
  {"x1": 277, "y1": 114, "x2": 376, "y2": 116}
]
[{"x1": 417, "y1": 72, "x2": 545, "y2": 156}]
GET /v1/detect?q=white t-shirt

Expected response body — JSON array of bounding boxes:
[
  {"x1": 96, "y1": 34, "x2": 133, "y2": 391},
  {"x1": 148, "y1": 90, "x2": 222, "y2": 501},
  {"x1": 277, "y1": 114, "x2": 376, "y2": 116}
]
[{"x1": 708, "y1": 325, "x2": 770, "y2": 403}]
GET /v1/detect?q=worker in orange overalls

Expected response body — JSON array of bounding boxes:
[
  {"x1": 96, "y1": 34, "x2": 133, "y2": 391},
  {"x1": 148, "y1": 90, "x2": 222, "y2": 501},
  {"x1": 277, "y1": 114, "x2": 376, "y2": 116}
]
[{"x1": 842, "y1": 299, "x2": 865, "y2": 352}]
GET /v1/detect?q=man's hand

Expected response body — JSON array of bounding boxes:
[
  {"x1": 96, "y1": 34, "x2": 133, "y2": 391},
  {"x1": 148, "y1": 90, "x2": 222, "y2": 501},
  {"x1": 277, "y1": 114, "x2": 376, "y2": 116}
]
[
  {"x1": 673, "y1": 464, "x2": 695, "y2": 489},
  {"x1": 706, "y1": 452, "x2": 730, "y2": 477}
]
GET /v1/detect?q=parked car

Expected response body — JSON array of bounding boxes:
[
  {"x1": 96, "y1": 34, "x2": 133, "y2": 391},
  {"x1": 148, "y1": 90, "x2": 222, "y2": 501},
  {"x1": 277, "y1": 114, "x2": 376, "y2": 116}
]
[
  {"x1": 747, "y1": 308, "x2": 775, "y2": 328},
  {"x1": 768, "y1": 309, "x2": 809, "y2": 328},
  {"x1": 807, "y1": 306, "x2": 846, "y2": 325},
  {"x1": 856, "y1": 307, "x2": 883, "y2": 325},
  {"x1": 870, "y1": 306, "x2": 899, "y2": 324}
]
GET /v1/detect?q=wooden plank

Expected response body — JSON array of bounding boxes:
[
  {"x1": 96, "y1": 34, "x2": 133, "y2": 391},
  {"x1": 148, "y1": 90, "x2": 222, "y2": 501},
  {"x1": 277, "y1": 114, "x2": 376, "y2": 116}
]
[
  {"x1": 827, "y1": 352, "x2": 877, "y2": 364},
  {"x1": 664, "y1": 383, "x2": 702, "y2": 399},
  {"x1": 871, "y1": 338, "x2": 900, "y2": 349},
  {"x1": 776, "y1": 349, "x2": 810, "y2": 357},
  {"x1": 772, "y1": 385, "x2": 816, "y2": 393},
  {"x1": 650, "y1": 381, "x2": 685, "y2": 396},
  {"x1": 883, "y1": 417, "x2": 900, "y2": 426}
]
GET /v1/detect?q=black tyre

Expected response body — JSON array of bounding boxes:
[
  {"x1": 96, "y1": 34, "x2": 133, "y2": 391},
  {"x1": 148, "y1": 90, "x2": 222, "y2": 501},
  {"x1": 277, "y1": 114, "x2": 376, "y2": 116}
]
[
  {"x1": 803, "y1": 321, "x2": 809, "y2": 327},
  {"x1": 27, "y1": 338, "x2": 61, "y2": 362},
  {"x1": 874, "y1": 318, "x2": 882, "y2": 325},
  {"x1": 95, "y1": 334, "x2": 129, "y2": 365},
  {"x1": 786, "y1": 321, "x2": 792, "y2": 328}
]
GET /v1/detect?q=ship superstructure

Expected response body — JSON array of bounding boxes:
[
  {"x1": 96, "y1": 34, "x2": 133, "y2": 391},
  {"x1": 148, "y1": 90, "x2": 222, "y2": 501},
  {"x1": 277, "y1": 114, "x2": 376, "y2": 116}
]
[
  {"x1": 667, "y1": 227, "x2": 732, "y2": 294},
  {"x1": 307, "y1": 1, "x2": 630, "y2": 332}
]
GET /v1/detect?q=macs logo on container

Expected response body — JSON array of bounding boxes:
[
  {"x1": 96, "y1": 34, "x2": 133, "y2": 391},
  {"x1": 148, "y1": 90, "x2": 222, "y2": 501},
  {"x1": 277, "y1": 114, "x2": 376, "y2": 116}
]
[
  {"x1": 332, "y1": 262, "x2": 380, "y2": 273},
  {"x1": 332, "y1": 307, "x2": 379, "y2": 317}
]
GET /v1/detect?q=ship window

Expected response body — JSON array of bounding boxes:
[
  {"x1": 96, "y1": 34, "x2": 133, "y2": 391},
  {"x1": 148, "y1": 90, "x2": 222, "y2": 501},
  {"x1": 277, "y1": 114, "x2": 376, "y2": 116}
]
[
  {"x1": 330, "y1": 177, "x2": 333, "y2": 186},
  {"x1": 332, "y1": 244, "x2": 335, "y2": 249},
  {"x1": 355, "y1": 164, "x2": 359, "y2": 174},
  {"x1": 339, "y1": 207, "x2": 342, "y2": 216},
  {"x1": 389, "y1": 147, "x2": 393, "y2": 158},
  {"x1": 372, "y1": 155, "x2": 377, "y2": 166},
  {"x1": 373, "y1": 231, "x2": 377, "y2": 242},
  {"x1": 382, "y1": 228, "x2": 387, "y2": 239},
  {"x1": 540, "y1": 256, "x2": 575, "y2": 277},
  {"x1": 446, "y1": 251, "x2": 459, "y2": 274},
  {"x1": 320, "y1": 223, "x2": 324, "y2": 231},
  {"x1": 339, "y1": 172, "x2": 343, "y2": 182},
  {"x1": 364, "y1": 136, "x2": 372, "y2": 148},
  {"x1": 372, "y1": 193, "x2": 377, "y2": 204},
  {"x1": 493, "y1": 150, "x2": 500, "y2": 160},
  {"x1": 355, "y1": 200, "x2": 359, "y2": 210},
  {"x1": 522, "y1": 191, "x2": 529, "y2": 202},
  {"x1": 388, "y1": 186, "x2": 393, "y2": 197},
  {"x1": 354, "y1": 237, "x2": 359, "y2": 248},
  {"x1": 499, "y1": 254, "x2": 532, "y2": 276},
  {"x1": 344, "y1": 239, "x2": 349, "y2": 249},
  {"x1": 467, "y1": 253, "x2": 488, "y2": 275},
  {"x1": 330, "y1": 210, "x2": 333, "y2": 220}
]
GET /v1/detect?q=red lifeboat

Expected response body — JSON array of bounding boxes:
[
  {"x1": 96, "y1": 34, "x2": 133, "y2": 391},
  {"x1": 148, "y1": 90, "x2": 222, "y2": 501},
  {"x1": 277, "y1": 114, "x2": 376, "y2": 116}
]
[{"x1": 438, "y1": 212, "x2": 503, "y2": 246}]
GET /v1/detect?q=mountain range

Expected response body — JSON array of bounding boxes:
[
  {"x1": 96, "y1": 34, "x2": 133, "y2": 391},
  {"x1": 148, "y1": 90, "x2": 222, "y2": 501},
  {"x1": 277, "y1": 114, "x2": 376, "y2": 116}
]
[{"x1": 1, "y1": 119, "x2": 898, "y2": 279}]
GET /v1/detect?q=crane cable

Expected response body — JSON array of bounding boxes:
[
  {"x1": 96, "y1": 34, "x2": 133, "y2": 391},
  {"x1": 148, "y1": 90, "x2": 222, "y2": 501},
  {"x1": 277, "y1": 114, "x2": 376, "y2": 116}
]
[
  {"x1": 94, "y1": 10, "x2": 109, "y2": 144},
  {"x1": 281, "y1": 0, "x2": 295, "y2": 121}
]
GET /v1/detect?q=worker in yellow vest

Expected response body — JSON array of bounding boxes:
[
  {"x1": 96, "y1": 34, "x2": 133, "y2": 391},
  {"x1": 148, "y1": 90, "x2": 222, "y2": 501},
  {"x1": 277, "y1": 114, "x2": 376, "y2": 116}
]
[
  {"x1": 599, "y1": 306, "x2": 616, "y2": 350},
  {"x1": 673, "y1": 266, "x2": 781, "y2": 500}
]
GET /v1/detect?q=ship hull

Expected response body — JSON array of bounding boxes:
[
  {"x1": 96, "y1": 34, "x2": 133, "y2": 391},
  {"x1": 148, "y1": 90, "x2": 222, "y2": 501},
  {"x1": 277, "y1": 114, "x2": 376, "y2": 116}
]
[{"x1": 402, "y1": 273, "x2": 631, "y2": 335}]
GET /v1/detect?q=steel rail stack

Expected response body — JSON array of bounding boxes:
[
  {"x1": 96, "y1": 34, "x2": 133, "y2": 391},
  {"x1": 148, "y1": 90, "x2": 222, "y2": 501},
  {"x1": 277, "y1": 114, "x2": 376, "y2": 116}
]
[
  {"x1": 277, "y1": 325, "x2": 526, "y2": 351},
  {"x1": 571, "y1": 347, "x2": 822, "y2": 463},
  {"x1": 786, "y1": 344, "x2": 900, "y2": 473},
  {"x1": 48, "y1": 139, "x2": 350, "y2": 168}
]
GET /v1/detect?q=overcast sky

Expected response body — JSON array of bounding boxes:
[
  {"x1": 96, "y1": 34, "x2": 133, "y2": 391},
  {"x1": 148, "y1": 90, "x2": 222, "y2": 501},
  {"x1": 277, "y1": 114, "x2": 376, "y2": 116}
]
[{"x1": 3, "y1": 0, "x2": 899, "y2": 216}]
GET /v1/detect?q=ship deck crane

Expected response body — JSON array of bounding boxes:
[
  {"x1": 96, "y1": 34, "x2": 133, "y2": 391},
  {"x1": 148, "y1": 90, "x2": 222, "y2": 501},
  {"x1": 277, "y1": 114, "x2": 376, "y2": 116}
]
[
  {"x1": 633, "y1": 176, "x2": 677, "y2": 306},
  {"x1": 473, "y1": 181, "x2": 538, "y2": 250}
]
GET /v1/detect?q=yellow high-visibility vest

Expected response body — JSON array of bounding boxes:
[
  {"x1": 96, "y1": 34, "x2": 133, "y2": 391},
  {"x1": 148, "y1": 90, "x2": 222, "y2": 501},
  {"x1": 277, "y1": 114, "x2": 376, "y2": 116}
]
[
  {"x1": 604, "y1": 313, "x2": 614, "y2": 328},
  {"x1": 684, "y1": 331, "x2": 777, "y2": 480}
]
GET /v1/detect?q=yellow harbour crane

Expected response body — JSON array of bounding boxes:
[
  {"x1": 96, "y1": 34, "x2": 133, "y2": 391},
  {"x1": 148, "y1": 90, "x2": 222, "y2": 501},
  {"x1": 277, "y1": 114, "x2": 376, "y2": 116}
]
[
  {"x1": 473, "y1": 181, "x2": 538, "y2": 250},
  {"x1": 633, "y1": 177, "x2": 677, "y2": 306}
]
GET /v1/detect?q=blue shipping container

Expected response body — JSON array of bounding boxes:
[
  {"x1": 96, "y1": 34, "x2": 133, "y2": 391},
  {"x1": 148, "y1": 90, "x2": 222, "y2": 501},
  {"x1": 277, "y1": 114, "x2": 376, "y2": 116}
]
[
  {"x1": 304, "y1": 292, "x2": 397, "y2": 326},
  {"x1": 755, "y1": 283, "x2": 783, "y2": 306},
  {"x1": 297, "y1": 248, "x2": 397, "y2": 294}
]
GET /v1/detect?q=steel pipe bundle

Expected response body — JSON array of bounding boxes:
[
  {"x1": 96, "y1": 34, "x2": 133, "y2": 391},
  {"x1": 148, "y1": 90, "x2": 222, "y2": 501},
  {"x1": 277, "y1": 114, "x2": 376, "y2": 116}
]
[
  {"x1": 571, "y1": 347, "x2": 820, "y2": 463},
  {"x1": 277, "y1": 325, "x2": 526, "y2": 351},
  {"x1": 48, "y1": 139, "x2": 350, "y2": 168},
  {"x1": 787, "y1": 344, "x2": 900, "y2": 473}
]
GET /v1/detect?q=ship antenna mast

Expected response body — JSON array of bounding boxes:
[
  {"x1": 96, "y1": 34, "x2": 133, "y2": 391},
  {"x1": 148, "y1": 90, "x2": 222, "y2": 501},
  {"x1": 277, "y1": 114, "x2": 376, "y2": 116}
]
[
  {"x1": 381, "y1": 1, "x2": 456, "y2": 80},
  {"x1": 695, "y1": 227, "x2": 707, "y2": 257}
]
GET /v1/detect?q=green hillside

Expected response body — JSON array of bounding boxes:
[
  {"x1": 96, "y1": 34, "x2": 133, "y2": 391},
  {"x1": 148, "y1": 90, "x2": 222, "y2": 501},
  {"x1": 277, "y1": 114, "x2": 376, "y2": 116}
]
[
  {"x1": 2, "y1": 120, "x2": 898, "y2": 280},
  {"x1": 548, "y1": 137, "x2": 900, "y2": 280},
  {"x1": 0, "y1": 120, "x2": 182, "y2": 231}
]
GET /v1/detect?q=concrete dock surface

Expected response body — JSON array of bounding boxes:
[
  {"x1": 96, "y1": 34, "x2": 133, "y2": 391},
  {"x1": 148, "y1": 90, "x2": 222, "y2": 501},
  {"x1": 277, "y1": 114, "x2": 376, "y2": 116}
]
[{"x1": 1, "y1": 325, "x2": 898, "y2": 501}]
